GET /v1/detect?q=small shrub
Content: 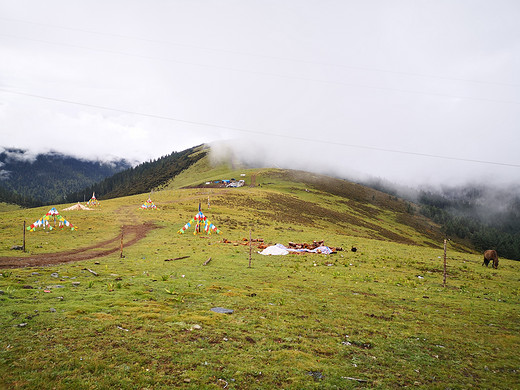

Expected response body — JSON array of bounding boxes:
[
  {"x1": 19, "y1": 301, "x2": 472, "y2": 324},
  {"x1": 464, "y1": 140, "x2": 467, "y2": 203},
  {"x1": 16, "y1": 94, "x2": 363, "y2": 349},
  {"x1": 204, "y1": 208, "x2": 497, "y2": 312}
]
[
  {"x1": 5, "y1": 286, "x2": 15, "y2": 295},
  {"x1": 164, "y1": 288, "x2": 177, "y2": 295}
]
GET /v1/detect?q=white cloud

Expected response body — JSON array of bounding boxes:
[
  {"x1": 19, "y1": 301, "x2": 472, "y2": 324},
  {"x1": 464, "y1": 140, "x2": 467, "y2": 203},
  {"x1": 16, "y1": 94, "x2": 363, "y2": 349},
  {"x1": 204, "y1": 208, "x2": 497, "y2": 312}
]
[{"x1": 0, "y1": 0, "x2": 518, "y2": 187}]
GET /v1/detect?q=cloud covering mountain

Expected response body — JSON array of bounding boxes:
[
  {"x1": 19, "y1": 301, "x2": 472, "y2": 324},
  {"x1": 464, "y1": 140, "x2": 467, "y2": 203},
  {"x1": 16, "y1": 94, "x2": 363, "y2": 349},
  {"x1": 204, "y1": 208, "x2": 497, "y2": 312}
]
[{"x1": 1, "y1": 1, "x2": 518, "y2": 188}]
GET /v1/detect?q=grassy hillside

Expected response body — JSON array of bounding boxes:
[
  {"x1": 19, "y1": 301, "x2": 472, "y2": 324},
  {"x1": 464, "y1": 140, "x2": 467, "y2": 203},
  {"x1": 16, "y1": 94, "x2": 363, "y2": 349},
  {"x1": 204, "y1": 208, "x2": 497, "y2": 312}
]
[
  {"x1": 162, "y1": 151, "x2": 246, "y2": 189},
  {"x1": 168, "y1": 161, "x2": 452, "y2": 250},
  {"x1": 0, "y1": 202, "x2": 22, "y2": 213},
  {"x1": 0, "y1": 168, "x2": 518, "y2": 389}
]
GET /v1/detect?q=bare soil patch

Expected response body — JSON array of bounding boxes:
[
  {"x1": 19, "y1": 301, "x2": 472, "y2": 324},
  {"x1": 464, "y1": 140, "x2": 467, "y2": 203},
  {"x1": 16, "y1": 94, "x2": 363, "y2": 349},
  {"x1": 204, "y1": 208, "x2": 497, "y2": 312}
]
[{"x1": 0, "y1": 222, "x2": 159, "y2": 269}]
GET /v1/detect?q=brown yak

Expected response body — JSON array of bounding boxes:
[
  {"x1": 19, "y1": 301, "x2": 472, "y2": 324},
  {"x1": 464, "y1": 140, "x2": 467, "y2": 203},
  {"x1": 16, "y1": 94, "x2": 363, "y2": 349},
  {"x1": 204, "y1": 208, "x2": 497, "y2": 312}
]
[{"x1": 483, "y1": 250, "x2": 499, "y2": 269}]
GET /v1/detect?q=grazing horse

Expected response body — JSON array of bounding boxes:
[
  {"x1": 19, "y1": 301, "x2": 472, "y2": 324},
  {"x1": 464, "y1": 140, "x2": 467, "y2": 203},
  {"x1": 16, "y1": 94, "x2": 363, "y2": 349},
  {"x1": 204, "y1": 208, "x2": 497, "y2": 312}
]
[{"x1": 483, "y1": 250, "x2": 499, "y2": 269}]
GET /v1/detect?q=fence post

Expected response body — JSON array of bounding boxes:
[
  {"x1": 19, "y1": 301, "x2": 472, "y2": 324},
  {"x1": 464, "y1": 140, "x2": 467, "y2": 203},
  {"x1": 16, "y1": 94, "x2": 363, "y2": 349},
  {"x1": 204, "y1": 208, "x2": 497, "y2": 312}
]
[
  {"x1": 443, "y1": 239, "x2": 447, "y2": 287},
  {"x1": 120, "y1": 227, "x2": 124, "y2": 258},
  {"x1": 248, "y1": 230, "x2": 252, "y2": 268},
  {"x1": 23, "y1": 221, "x2": 26, "y2": 252}
]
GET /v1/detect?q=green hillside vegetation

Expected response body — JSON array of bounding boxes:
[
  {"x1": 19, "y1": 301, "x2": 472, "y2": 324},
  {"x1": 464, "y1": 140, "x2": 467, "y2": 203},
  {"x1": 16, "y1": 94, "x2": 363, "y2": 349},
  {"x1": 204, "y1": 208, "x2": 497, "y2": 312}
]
[
  {"x1": 0, "y1": 149, "x2": 130, "y2": 205},
  {"x1": 66, "y1": 145, "x2": 206, "y2": 202},
  {"x1": 4, "y1": 144, "x2": 519, "y2": 259},
  {"x1": 0, "y1": 165, "x2": 518, "y2": 389},
  {"x1": 164, "y1": 153, "x2": 247, "y2": 190},
  {"x1": 0, "y1": 184, "x2": 39, "y2": 208},
  {"x1": 419, "y1": 191, "x2": 520, "y2": 261},
  {"x1": 0, "y1": 202, "x2": 22, "y2": 213}
]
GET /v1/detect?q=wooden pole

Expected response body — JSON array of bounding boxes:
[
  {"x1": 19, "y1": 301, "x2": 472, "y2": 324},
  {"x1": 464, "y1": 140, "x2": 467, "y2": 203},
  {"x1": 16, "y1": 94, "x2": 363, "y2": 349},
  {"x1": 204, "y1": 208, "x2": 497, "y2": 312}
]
[
  {"x1": 443, "y1": 238, "x2": 447, "y2": 287},
  {"x1": 198, "y1": 203, "x2": 202, "y2": 233},
  {"x1": 248, "y1": 230, "x2": 252, "y2": 268},
  {"x1": 165, "y1": 256, "x2": 190, "y2": 262},
  {"x1": 23, "y1": 221, "x2": 26, "y2": 252},
  {"x1": 120, "y1": 227, "x2": 124, "y2": 258}
]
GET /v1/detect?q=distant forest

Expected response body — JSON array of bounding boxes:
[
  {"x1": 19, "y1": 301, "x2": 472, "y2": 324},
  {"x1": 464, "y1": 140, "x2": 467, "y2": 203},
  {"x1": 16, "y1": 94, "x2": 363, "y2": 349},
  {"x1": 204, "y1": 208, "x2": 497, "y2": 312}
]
[
  {"x1": 0, "y1": 185, "x2": 38, "y2": 208},
  {"x1": 0, "y1": 149, "x2": 130, "y2": 205},
  {"x1": 365, "y1": 179, "x2": 520, "y2": 261},
  {"x1": 65, "y1": 145, "x2": 206, "y2": 202},
  {"x1": 418, "y1": 189, "x2": 520, "y2": 261}
]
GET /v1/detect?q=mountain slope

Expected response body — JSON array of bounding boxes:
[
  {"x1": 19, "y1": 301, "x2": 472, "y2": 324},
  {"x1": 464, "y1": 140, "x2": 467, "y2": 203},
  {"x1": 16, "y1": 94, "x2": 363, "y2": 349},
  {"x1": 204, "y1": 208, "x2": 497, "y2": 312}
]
[
  {"x1": 0, "y1": 163, "x2": 518, "y2": 389},
  {"x1": 166, "y1": 150, "x2": 520, "y2": 258},
  {"x1": 163, "y1": 156, "x2": 451, "y2": 250},
  {"x1": 0, "y1": 183, "x2": 37, "y2": 207},
  {"x1": 65, "y1": 144, "x2": 207, "y2": 202},
  {"x1": 0, "y1": 148, "x2": 130, "y2": 205},
  {"x1": 8, "y1": 141, "x2": 514, "y2": 258}
]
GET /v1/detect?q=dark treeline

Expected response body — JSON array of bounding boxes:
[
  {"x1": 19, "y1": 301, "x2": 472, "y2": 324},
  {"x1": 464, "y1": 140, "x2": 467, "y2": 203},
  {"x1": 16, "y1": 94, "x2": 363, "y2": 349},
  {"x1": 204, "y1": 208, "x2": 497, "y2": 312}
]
[
  {"x1": 419, "y1": 190, "x2": 520, "y2": 261},
  {"x1": 364, "y1": 179, "x2": 520, "y2": 260},
  {"x1": 0, "y1": 185, "x2": 39, "y2": 207},
  {"x1": 65, "y1": 145, "x2": 206, "y2": 202},
  {"x1": 0, "y1": 148, "x2": 130, "y2": 205}
]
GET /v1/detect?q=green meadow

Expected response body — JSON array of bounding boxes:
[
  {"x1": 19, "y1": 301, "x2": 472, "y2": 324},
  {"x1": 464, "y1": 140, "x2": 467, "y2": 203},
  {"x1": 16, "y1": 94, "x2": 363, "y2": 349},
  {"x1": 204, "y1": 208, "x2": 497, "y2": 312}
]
[{"x1": 0, "y1": 168, "x2": 519, "y2": 389}]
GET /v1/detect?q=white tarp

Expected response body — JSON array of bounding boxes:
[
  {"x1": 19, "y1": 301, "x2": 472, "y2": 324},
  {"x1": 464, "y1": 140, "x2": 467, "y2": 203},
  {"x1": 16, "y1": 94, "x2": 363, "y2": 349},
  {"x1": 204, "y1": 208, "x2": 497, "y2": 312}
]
[
  {"x1": 259, "y1": 243, "x2": 333, "y2": 255},
  {"x1": 258, "y1": 244, "x2": 290, "y2": 256}
]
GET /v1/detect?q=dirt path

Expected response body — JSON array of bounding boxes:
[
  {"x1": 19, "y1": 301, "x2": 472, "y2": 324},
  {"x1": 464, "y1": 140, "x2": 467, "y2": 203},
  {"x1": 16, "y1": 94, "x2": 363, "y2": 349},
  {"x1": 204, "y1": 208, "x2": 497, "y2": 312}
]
[{"x1": 0, "y1": 222, "x2": 159, "y2": 269}]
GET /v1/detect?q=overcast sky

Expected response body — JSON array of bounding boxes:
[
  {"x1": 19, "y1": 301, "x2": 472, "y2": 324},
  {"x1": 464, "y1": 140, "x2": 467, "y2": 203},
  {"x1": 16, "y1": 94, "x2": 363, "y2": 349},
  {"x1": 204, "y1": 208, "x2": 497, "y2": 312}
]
[{"x1": 1, "y1": 1, "x2": 519, "y2": 187}]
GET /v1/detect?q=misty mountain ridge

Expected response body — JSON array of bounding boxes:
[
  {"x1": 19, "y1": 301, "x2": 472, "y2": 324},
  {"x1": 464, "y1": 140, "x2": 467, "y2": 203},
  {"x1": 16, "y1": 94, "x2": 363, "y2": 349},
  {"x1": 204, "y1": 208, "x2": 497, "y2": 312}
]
[
  {"x1": 364, "y1": 178, "x2": 520, "y2": 228},
  {"x1": 420, "y1": 184, "x2": 520, "y2": 222},
  {"x1": 0, "y1": 147, "x2": 131, "y2": 205},
  {"x1": 209, "y1": 144, "x2": 520, "y2": 259},
  {"x1": 1, "y1": 143, "x2": 519, "y2": 259}
]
